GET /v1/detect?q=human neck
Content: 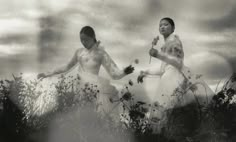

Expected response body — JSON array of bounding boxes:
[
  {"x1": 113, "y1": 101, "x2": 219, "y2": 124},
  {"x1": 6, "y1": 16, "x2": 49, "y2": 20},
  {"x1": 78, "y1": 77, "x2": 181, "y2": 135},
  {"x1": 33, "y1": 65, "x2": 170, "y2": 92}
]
[
  {"x1": 164, "y1": 33, "x2": 173, "y2": 41},
  {"x1": 86, "y1": 41, "x2": 100, "y2": 51}
]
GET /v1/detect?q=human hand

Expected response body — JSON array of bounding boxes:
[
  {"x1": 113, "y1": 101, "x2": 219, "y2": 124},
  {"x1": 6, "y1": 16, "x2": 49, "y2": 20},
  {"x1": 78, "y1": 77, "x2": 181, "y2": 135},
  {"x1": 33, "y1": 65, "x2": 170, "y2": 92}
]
[
  {"x1": 37, "y1": 73, "x2": 47, "y2": 80},
  {"x1": 149, "y1": 36, "x2": 159, "y2": 64},
  {"x1": 149, "y1": 48, "x2": 158, "y2": 57},
  {"x1": 124, "y1": 65, "x2": 134, "y2": 75},
  {"x1": 137, "y1": 71, "x2": 146, "y2": 83},
  {"x1": 152, "y1": 36, "x2": 159, "y2": 46}
]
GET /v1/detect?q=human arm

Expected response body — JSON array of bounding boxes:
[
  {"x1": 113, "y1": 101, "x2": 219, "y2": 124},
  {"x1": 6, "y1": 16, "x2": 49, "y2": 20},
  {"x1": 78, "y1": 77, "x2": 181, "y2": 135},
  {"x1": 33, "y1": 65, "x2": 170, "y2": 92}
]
[
  {"x1": 37, "y1": 50, "x2": 79, "y2": 79},
  {"x1": 101, "y1": 50, "x2": 134, "y2": 80},
  {"x1": 141, "y1": 68, "x2": 164, "y2": 76},
  {"x1": 137, "y1": 66, "x2": 164, "y2": 83},
  {"x1": 149, "y1": 36, "x2": 184, "y2": 70},
  {"x1": 149, "y1": 48, "x2": 182, "y2": 69}
]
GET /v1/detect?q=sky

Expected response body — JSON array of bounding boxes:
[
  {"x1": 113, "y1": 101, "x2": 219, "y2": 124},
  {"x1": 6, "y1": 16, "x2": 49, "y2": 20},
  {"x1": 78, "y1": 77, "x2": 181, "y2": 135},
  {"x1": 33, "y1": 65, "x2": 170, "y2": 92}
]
[{"x1": 0, "y1": 0, "x2": 235, "y2": 98}]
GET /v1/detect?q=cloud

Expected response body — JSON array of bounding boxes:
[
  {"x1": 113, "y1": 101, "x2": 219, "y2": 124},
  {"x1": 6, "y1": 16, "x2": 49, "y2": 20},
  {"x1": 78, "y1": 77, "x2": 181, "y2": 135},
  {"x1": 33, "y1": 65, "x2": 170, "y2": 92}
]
[
  {"x1": 185, "y1": 52, "x2": 233, "y2": 83},
  {"x1": 37, "y1": 15, "x2": 68, "y2": 63},
  {"x1": 227, "y1": 56, "x2": 236, "y2": 72},
  {"x1": 180, "y1": 0, "x2": 236, "y2": 33},
  {"x1": 0, "y1": 34, "x2": 36, "y2": 45},
  {"x1": 199, "y1": 6, "x2": 236, "y2": 32},
  {"x1": 0, "y1": 0, "x2": 235, "y2": 84},
  {"x1": 0, "y1": 53, "x2": 38, "y2": 79}
]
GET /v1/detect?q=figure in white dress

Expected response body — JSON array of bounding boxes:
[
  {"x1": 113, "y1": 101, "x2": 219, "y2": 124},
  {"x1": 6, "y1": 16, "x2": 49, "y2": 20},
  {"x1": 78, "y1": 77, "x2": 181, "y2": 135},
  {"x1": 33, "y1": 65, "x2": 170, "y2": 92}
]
[
  {"x1": 137, "y1": 17, "x2": 214, "y2": 133},
  {"x1": 36, "y1": 26, "x2": 134, "y2": 119}
]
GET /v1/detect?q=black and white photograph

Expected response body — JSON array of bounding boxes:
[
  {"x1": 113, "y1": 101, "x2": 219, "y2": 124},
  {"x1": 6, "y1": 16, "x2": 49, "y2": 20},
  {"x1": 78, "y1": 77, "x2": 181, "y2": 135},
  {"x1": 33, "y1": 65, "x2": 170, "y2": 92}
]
[{"x1": 0, "y1": 0, "x2": 236, "y2": 141}]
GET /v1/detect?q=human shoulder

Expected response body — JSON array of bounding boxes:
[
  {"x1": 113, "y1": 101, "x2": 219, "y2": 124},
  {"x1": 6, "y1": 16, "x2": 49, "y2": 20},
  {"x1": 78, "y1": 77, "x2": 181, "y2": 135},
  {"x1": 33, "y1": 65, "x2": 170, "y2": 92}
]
[
  {"x1": 75, "y1": 48, "x2": 87, "y2": 56},
  {"x1": 75, "y1": 48, "x2": 83, "y2": 54},
  {"x1": 96, "y1": 44, "x2": 113, "y2": 63},
  {"x1": 167, "y1": 34, "x2": 181, "y2": 43},
  {"x1": 96, "y1": 43, "x2": 107, "y2": 55},
  {"x1": 166, "y1": 34, "x2": 182, "y2": 49}
]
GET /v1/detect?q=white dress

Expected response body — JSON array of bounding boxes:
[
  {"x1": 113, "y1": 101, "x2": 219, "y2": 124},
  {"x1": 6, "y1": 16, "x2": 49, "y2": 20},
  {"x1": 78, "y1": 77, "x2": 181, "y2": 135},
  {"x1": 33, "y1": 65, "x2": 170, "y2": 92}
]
[
  {"x1": 75, "y1": 69, "x2": 121, "y2": 121},
  {"x1": 75, "y1": 42, "x2": 125, "y2": 122},
  {"x1": 9, "y1": 42, "x2": 125, "y2": 124},
  {"x1": 149, "y1": 34, "x2": 214, "y2": 133}
]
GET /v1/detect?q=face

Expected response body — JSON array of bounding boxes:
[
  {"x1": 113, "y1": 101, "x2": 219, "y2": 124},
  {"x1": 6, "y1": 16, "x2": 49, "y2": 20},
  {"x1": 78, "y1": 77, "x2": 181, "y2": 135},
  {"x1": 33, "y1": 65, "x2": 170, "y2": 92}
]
[
  {"x1": 80, "y1": 33, "x2": 95, "y2": 49},
  {"x1": 159, "y1": 19, "x2": 174, "y2": 37}
]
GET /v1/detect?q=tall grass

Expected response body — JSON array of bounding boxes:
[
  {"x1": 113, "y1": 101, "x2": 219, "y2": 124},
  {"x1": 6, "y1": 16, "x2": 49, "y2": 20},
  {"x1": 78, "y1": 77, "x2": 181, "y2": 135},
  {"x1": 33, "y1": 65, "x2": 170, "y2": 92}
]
[{"x1": 0, "y1": 73, "x2": 236, "y2": 142}]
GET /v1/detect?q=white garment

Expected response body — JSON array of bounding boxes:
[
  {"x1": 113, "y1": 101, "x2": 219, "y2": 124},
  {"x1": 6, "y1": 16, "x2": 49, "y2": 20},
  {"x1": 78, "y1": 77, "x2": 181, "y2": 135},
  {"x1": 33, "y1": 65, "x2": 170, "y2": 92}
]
[
  {"x1": 153, "y1": 65, "x2": 185, "y2": 109},
  {"x1": 153, "y1": 64, "x2": 214, "y2": 110},
  {"x1": 9, "y1": 42, "x2": 125, "y2": 121},
  {"x1": 77, "y1": 70, "x2": 121, "y2": 121},
  {"x1": 149, "y1": 34, "x2": 215, "y2": 133},
  {"x1": 152, "y1": 34, "x2": 214, "y2": 109}
]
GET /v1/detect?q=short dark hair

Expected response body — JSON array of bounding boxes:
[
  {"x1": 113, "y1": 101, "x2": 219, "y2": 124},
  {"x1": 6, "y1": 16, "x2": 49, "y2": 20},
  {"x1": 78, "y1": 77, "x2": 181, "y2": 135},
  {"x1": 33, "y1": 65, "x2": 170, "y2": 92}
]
[
  {"x1": 80, "y1": 26, "x2": 97, "y2": 42},
  {"x1": 160, "y1": 17, "x2": 175, "y2": 31}
]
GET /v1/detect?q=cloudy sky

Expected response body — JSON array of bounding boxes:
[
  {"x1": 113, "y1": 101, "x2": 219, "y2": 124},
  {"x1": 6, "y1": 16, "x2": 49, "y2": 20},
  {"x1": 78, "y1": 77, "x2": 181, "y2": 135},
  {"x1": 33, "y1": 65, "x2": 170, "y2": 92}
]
[{"x1": 0, "y1": 0, "x2": 235, "y2": 96}]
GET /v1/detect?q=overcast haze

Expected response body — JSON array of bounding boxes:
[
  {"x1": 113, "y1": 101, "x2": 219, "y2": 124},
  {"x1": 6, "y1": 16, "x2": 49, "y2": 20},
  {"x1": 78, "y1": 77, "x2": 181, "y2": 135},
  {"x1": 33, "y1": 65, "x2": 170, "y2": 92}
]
[{"x1": 0, "y1": 0, "x2": 235, "y2": 96}]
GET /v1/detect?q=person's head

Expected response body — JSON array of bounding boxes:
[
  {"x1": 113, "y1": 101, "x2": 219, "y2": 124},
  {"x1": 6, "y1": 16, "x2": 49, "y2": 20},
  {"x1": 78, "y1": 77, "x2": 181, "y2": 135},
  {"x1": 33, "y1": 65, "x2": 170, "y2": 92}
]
[
  {"x1": 159, "y1": 17, "x2": 175, "y2": 38},
  {"x1": 80, "y1": 26, "x2": 97, "y2": 49}
]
